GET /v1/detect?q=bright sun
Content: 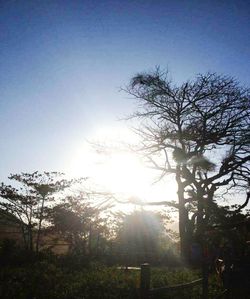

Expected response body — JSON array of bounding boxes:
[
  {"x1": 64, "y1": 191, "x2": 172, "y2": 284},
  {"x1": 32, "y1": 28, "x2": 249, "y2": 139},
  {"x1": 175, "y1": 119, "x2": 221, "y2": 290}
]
[
  {"x1": 66, "y1": 127, "x2": 177, "y2": 204},
  {"x1": 94, "y1": 151, "x2": 160, "y2": 197}
]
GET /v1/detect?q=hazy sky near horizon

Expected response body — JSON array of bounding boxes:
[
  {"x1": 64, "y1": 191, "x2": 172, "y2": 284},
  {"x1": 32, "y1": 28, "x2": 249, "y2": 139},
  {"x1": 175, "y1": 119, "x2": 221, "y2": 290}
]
[{"x1": 0, "y1": 1, "x2": 250, "y2": 197}]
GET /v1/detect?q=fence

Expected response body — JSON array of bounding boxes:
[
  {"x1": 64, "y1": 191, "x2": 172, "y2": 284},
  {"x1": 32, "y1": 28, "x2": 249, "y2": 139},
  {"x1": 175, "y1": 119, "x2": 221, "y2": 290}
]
[{"x1": 140, "y1": 263, "x2": 203, "y2": 299}]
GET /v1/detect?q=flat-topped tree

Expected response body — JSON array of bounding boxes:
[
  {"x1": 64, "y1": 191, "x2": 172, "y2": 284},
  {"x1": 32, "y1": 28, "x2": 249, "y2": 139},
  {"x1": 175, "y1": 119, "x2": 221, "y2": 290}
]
[
  {"x1": 125, "y1": 69, "x2": 250, "y2": 259},
  {"x1": 0, "y1": 171, "x2": 80, "y2": 252}
]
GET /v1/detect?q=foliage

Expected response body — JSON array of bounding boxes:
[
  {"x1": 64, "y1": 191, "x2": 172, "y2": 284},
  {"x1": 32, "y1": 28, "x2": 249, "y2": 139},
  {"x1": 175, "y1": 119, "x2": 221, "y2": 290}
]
[
  {"x1": 0, "y1": 261, "x2": 139, "y2": 299},
  {"x1": 0, "y1": 172, "x2": 80, "y2": 252},
  {"x1": 1, "y1": 259, "x2": 237, "y2": 299},
  {"x1": 204, "y1": 203, "x2": 250, "y2": 260},
  {"x1": 48, "y1": 193, "x2": 112, "y2": 256},
  {"x1": 115, "y1": 210, "x2": 173, "y2": 265}
]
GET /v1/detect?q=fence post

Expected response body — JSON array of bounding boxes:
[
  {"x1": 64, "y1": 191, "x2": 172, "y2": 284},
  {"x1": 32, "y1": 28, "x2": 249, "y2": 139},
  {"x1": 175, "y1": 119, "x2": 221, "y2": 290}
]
[{"x1": 140, "y1": 263, "x2": 150, "y2": 299}]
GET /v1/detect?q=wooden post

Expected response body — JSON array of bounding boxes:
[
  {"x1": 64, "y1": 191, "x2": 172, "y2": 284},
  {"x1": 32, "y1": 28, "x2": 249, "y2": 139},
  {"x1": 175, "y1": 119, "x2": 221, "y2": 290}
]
[{"x1": 140, "y1": 263, "x2": 150, "y2": 299}]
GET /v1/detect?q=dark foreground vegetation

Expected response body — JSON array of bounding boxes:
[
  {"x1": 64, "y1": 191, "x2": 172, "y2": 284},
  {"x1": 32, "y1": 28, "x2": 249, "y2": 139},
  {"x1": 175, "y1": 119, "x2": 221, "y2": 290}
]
[
  {"x1": 0, "y1": 249, "x2": 219, "y2": 299},
  {"x1": 1, "y1": 241, "x2": 250, "y2": 299}
]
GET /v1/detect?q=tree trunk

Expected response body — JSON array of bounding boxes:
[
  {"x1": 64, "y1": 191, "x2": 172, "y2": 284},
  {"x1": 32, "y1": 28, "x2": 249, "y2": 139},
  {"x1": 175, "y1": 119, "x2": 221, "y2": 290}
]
[
  {"x1": 176, "y1": 168, "x2": 190, "y2": 261},
  {"x1": 21, "y1": 224, "x2": 28, "y2": 249},
  {"x1": 196, "y1": 186, "x2": 208, "y2": 299},
  {"x1": 36, "y1": 195, "x2": 45, "y2": 253},
  {"x1": 28, "y1": 223, "x2": 33, "y2": 252},
  {"x1": 88, "y1": 223, "x2": 92, "y2": 256},
  {"x1": 179, "y1": 204, "x2": 189, "y2": 260}
]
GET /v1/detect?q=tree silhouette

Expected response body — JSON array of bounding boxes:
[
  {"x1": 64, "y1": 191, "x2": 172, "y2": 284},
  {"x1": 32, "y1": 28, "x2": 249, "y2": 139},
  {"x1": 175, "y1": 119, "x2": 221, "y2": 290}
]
[
  {"x1": 0, "y1": 172, "x2": 78, "y2": 252},
  {"x1": 124, "y1": 69, "x2": 250, "y2": 261},
  {"x1": 48, "y1": 193, "x2": 110, "y2": 255},
  {"x1": 116, "y1": 210, "x2": 170, "y2": 265}
]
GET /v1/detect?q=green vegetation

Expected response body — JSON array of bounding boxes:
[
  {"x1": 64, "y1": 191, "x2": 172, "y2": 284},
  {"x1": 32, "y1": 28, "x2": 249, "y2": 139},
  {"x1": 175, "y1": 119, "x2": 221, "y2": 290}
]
[
  {"x1": 0, "y1": 262, "x2": 137, "y2": 299},
  {"x1": 1, "y1": 259, "x2": 225, "y2": 299}
]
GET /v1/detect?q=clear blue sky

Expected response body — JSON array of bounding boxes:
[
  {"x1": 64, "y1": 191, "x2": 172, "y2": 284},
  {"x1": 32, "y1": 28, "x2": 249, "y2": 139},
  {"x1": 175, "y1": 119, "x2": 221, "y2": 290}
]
[{"x1": 0, "y1": 0, "x2": 250, "y2": 182}]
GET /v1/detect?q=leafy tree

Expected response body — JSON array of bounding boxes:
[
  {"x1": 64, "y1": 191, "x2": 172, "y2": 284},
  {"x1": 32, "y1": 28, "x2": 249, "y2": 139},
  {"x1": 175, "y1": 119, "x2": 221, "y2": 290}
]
[
  {"x1": 205, "y1": 202, "x2": 250, "y2": 254},
  {"x1": 0, "y1": 172, "x2": 78, "y2": 252},
  {"x1": 48, "y1": 193, "x2": 111, "y2": 256},
  {"x1": 115, "y1": 210, "x2": 172, "y2": 265},
  {"x1": 124, "y1": 69, "x2": 250, "y2": 262}
]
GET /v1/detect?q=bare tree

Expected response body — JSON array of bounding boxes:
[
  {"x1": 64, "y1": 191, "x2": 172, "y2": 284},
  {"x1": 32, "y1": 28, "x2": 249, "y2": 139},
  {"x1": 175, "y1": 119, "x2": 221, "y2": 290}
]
[{"x1": 124, "y1": 69, "x2": 250, "y2": 261}]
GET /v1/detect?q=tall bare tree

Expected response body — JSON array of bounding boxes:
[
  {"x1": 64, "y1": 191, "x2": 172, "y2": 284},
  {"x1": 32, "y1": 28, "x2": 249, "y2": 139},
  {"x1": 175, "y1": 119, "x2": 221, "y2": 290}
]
[{"x1": 124, "y1": 70, "x2": 250, "y2": 261}]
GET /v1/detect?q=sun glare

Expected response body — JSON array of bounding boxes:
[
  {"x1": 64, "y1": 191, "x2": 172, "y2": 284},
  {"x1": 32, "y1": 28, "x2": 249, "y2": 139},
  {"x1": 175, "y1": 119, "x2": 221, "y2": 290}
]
[
  {"x1": 95, "y1": 152, "x2": 151, "y2": 195},
  {"x1": 66, "y1": 126, "x2": 177, "y2": 205}
]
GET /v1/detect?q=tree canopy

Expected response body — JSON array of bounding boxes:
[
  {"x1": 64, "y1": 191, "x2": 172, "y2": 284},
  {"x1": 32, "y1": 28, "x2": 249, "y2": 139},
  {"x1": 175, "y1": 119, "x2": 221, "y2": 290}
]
[
  {"x1": 125, "y1": 70, "x2": 250, "y2": 258},
  {"x1": 0, "y1": 172, "x2": 78, "y2": 252}
]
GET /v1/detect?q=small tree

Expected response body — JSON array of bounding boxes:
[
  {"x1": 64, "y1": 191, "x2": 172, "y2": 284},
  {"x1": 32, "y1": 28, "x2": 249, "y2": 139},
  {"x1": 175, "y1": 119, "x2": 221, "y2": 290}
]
[
  {"x1": 115, "y1": 210, "x2": 172, "y2": 265},
  {"x1": 0, "y1": 172, "x2": 77, "y2": 252},
  {"x1": 49, "y1": 193, "x2": 111, "y2": 256}
]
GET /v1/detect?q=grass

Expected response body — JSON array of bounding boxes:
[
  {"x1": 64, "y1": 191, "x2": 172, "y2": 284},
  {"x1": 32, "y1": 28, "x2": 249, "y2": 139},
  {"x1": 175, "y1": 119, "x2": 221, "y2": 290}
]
[{"x1": 0, "y1": 261, "x2": 234, "y2": 299}]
